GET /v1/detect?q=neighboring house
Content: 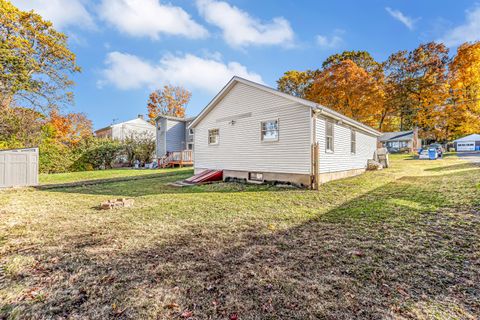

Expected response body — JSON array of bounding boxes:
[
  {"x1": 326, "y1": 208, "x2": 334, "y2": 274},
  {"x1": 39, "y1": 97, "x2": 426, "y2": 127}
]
[
  {"x1": 379, "y1": 130, "x2": 421, "y2": 153},
  {"x1": 94, "y1": 115, "x2": 155, "y2": 141},
  {"x1": 189, "y1": 76, "x2": 381, "y2": 188},
  {"x1": 155, "y1": 115, "x2": 195, "y2": 159},
  {"x1": 453, "y1": 134, "x2": 480, "y2": 152}
]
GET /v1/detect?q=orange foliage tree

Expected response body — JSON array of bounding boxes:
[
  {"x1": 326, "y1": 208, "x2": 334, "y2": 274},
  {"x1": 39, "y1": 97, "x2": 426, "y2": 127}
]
[
  {"x1": 399, "y1": 43, "x2": 449, "y2": 141},
  {"x1": 306, "y1": 59, "x2": 385, "y2": 129},
  {"x1": 277, "y1": 44, "x2": 474, "y2": 141},
  {"x1": 147, "y1": 85, "x2": 191, "y2": 122},
  {"x1": 49, "y1": 109, "x2": 92, "y2": 145},
  {"x1": 448, "y1": 41, "x2": 480, "y2": 139}
]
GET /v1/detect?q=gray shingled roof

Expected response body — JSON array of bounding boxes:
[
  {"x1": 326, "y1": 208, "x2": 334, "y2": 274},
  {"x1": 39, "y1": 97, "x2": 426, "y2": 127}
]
[{"x1": 379, "y1": 131, "x2": 414, "y2": 142}]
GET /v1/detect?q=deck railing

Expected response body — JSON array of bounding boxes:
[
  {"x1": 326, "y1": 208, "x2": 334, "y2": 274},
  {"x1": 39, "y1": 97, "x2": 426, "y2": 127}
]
[{"x1": 158, "y1": 150, "x2": 193, "y2": 168}]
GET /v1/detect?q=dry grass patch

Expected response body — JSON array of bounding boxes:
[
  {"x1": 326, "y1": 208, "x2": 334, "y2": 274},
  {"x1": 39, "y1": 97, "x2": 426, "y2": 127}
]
[{"x1": 1, "y1": 156, "x2": 479, "y2": 319}]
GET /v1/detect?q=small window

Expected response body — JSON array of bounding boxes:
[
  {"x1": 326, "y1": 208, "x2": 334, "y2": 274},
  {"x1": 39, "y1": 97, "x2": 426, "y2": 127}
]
[
  {"x1": 351, "y1": 129, "x2": 356, "y2": 154},
  {"x1": 261, "y1": 120, "x2": 279, "y2": 141},
  {"x1": 189, "y1": 128, "x2": 194, "y2": 135},
  {"x1": 326, "y1": 120, "x2": 334, "y2": 152},
  {"x1": 249, "y1": 172, "x2": 263, "y2": 181},
  {"x1": 208, "y1": 129, "x2": 219, "y2": 145}
]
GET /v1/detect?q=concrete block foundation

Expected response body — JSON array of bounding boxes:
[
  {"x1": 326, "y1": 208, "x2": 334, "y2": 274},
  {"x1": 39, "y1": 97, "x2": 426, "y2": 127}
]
[{"x1": 195, "y1": 167, "x2": 367, "y2": 188}]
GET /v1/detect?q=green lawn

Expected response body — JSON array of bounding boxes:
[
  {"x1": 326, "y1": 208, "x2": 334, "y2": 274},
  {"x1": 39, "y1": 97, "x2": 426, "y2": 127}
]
[
  {"x1": 1, "y1": 156, "x2": 479, "y2": 319},
  {"x1": 39, "y1": 167, "x2": 192, "y2": 185}
]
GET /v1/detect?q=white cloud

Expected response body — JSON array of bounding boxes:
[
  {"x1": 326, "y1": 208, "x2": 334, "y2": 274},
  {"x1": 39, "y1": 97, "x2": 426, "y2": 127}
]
[
  {"x1": 440, "y1": 6, "x2": 480, "y2": 47},
  {"x1": 196, "y1": 0, "x2": 294, "y2": 48},
  {"x1": 317, "y1": 35, "x2": 343, "y2": 49},
  {"x1": 385, "y1": 7, "x2": 416, "y2": 30},
  {"x1": 11, "y1": 0, "x2": 95, "y2": 29},
  {"x1": 99, "y1": 51, "x2": 263, "y2": 93},
  {"x1": 98, "y1": 0, "x2": 208, "y2": 40}
]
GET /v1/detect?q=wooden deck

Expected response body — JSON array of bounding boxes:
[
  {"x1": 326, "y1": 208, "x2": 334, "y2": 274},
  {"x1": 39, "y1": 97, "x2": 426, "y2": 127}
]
[{"x1": 158, "y1": 150, "x2": 193, "y2": 168}]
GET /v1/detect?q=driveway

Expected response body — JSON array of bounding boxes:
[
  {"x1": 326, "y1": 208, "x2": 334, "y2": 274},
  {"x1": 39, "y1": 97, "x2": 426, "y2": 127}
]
[{"x1": 457, "y1": 151, "x2": 480, "y2": 163}]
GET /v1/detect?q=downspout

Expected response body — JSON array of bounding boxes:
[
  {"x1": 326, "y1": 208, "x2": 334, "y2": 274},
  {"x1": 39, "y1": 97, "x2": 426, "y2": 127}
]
[{"x1": 312, "y1": 109, "x2": 321, "y2": 190}]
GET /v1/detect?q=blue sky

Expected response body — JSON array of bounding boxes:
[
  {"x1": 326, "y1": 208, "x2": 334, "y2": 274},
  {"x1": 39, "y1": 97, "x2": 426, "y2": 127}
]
[{"x1": 11, "y1": 0, "x2": 480, "y2": 129}]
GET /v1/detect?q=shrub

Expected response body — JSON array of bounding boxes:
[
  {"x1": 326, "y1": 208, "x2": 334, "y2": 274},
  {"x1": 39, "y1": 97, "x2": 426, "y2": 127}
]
[
  {"x1": 123, "y1": 132, "x2": 156, "y2": 165},
  {"x1": 83, "y1": 139, "x2": 123, "y2": 169},
  {"x1": 39, "y1": 139, "x2": 73, "y2": 173}
]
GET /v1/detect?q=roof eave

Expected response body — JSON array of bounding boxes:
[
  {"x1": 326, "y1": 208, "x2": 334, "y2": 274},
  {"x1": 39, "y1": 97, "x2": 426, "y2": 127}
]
[
  {"x1": 313, "y1": 106, "x2": 382, "y2": 136},
  {"x1": 189, "y1": 76, "x2": 382, "y2": 136}
]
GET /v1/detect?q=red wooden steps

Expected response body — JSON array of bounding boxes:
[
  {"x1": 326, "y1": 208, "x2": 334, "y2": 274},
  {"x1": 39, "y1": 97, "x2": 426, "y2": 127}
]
[{"x1": 184, "y1": 170, "x2": 223, "y2": 184}]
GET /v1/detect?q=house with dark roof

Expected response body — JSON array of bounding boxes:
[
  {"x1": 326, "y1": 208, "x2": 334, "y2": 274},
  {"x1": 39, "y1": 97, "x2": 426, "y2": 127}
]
[{"x1": 379, "y1": 130, "x2": 421, "y2": 153}]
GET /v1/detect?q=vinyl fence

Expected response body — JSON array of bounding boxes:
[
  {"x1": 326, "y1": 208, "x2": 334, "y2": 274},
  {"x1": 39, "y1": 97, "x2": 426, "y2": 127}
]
[{"x1": 0, "y1": 148, "x2": 39, "y2": 188}]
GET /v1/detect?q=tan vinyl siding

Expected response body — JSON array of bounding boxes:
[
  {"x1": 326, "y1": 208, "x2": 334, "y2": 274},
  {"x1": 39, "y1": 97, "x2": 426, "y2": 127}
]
[
  {"x1": 315, "y1": 116, "x2": 377, "y2": 173},
  {"x1": 194, "y1": 82, "x2": 312, "y2": 174}
]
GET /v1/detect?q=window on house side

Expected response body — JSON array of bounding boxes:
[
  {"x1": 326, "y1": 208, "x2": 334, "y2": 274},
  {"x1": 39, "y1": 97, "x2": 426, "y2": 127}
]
[
  {"x1": 189, "y1": 128, "x2": 194, "y2": 135},
  {"x1": 326, "y1": 121, "x2": 334, "y2": 152},
  {"x1": 351, "y1": 129, "x2": 356, "y2": 154},
  {"x1": 208, "y1": 129, "x2": 219, "y2": 145},
  {"x1": 261, "y1": 120, "x2": 279, "y2": 141}
]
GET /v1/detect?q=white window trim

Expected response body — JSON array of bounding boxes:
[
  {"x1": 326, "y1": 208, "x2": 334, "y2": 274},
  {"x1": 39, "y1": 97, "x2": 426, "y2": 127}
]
[
  {"x1": 260, "y1": 119, "x2": 279, "y2": 142},
  {"x1": 325, "y1": 120, "x2": 334, "y2": 153},
  {"x1": 208, "y1": 128, "x2": 219, "y2": 145}
]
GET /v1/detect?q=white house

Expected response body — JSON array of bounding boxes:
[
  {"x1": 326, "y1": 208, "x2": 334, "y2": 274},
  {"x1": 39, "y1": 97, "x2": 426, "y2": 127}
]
[
  {"x1": 95, "y1": 115, "x2": 155, "y2": 141},
  {"x1": 188, "y1": 77, "x2": 381, "y2": 189},
  {"x1": 453, "y1": 134, "x2": 480, "y2": 152}
]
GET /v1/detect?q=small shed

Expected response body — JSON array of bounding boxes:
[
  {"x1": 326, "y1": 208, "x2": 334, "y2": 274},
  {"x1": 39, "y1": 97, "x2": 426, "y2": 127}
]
[{"x1": 0, "y1": 148, "x2": 39, "y2": 188}]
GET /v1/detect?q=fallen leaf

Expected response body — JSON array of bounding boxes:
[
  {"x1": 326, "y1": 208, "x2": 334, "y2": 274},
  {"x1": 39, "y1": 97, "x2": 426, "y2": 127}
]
[
  {"x1": 397, "y1": 287, "x2": 409, "y2": 297},
  {"x1": 165, "y1": 302, "x2": 179, "y2": 310},
  {"x1": 349, "y1": 250, "x2": 365, "y2": 257},
  {"x1": 181, "y1": 310, "x2": 193, "y2": 318}
]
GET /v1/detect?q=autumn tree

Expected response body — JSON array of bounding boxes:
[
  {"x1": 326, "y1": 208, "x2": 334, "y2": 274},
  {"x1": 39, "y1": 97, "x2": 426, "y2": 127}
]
[
  {"x1": 383, "y1": 43, "x2": 450, "y2": 140},
  {"x1": 277, "y1": 70, "x2": 319, "y2": 98},
  {"x1": 448, "y1": 41, "x2": 480, "y2": 139},
  {"x1": 147, "y1": 85, "x2": 191, "y2": 122},
  {"x1": 322, "y1": 50, "x2": 380, "y2": 73},
  {"x1": 307, "y1": 60, "x2": 384, "y2": 128},
  {"x1": 0, "y1": 0, "x2": 80, "y2": 111},
  {"x1": 0, "y1": 106, "x2": 45, "y2": 148},
  {"x1": 49, "y1": 109, "x2": 92, "y2": 145}
]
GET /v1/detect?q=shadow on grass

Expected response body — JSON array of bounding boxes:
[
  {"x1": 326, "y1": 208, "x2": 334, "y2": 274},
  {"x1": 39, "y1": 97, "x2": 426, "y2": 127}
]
[
  {"x1": 40, "y1": 171, "x2": 305, "y2": 197},
  {"x1": 36, "y1": 170, "x2": 194, "y2": 190},
  {"x1": 3, "y1": 168, "x2": 480, "y2": 319},
  {"x1": 424, "y1": 162, "x2": 480, "y2": 172}
]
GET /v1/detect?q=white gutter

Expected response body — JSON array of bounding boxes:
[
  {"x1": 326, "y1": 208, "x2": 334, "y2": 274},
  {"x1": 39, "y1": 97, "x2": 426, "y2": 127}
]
[{"x1": 314, "y1": 106, "x2": 381, "y2": 137}]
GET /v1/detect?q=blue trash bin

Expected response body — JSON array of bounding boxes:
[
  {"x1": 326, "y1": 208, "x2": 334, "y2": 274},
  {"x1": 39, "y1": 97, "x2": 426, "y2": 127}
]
[{"x1": 428, "y1": 148, "x2": 437, "y2": 160}]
